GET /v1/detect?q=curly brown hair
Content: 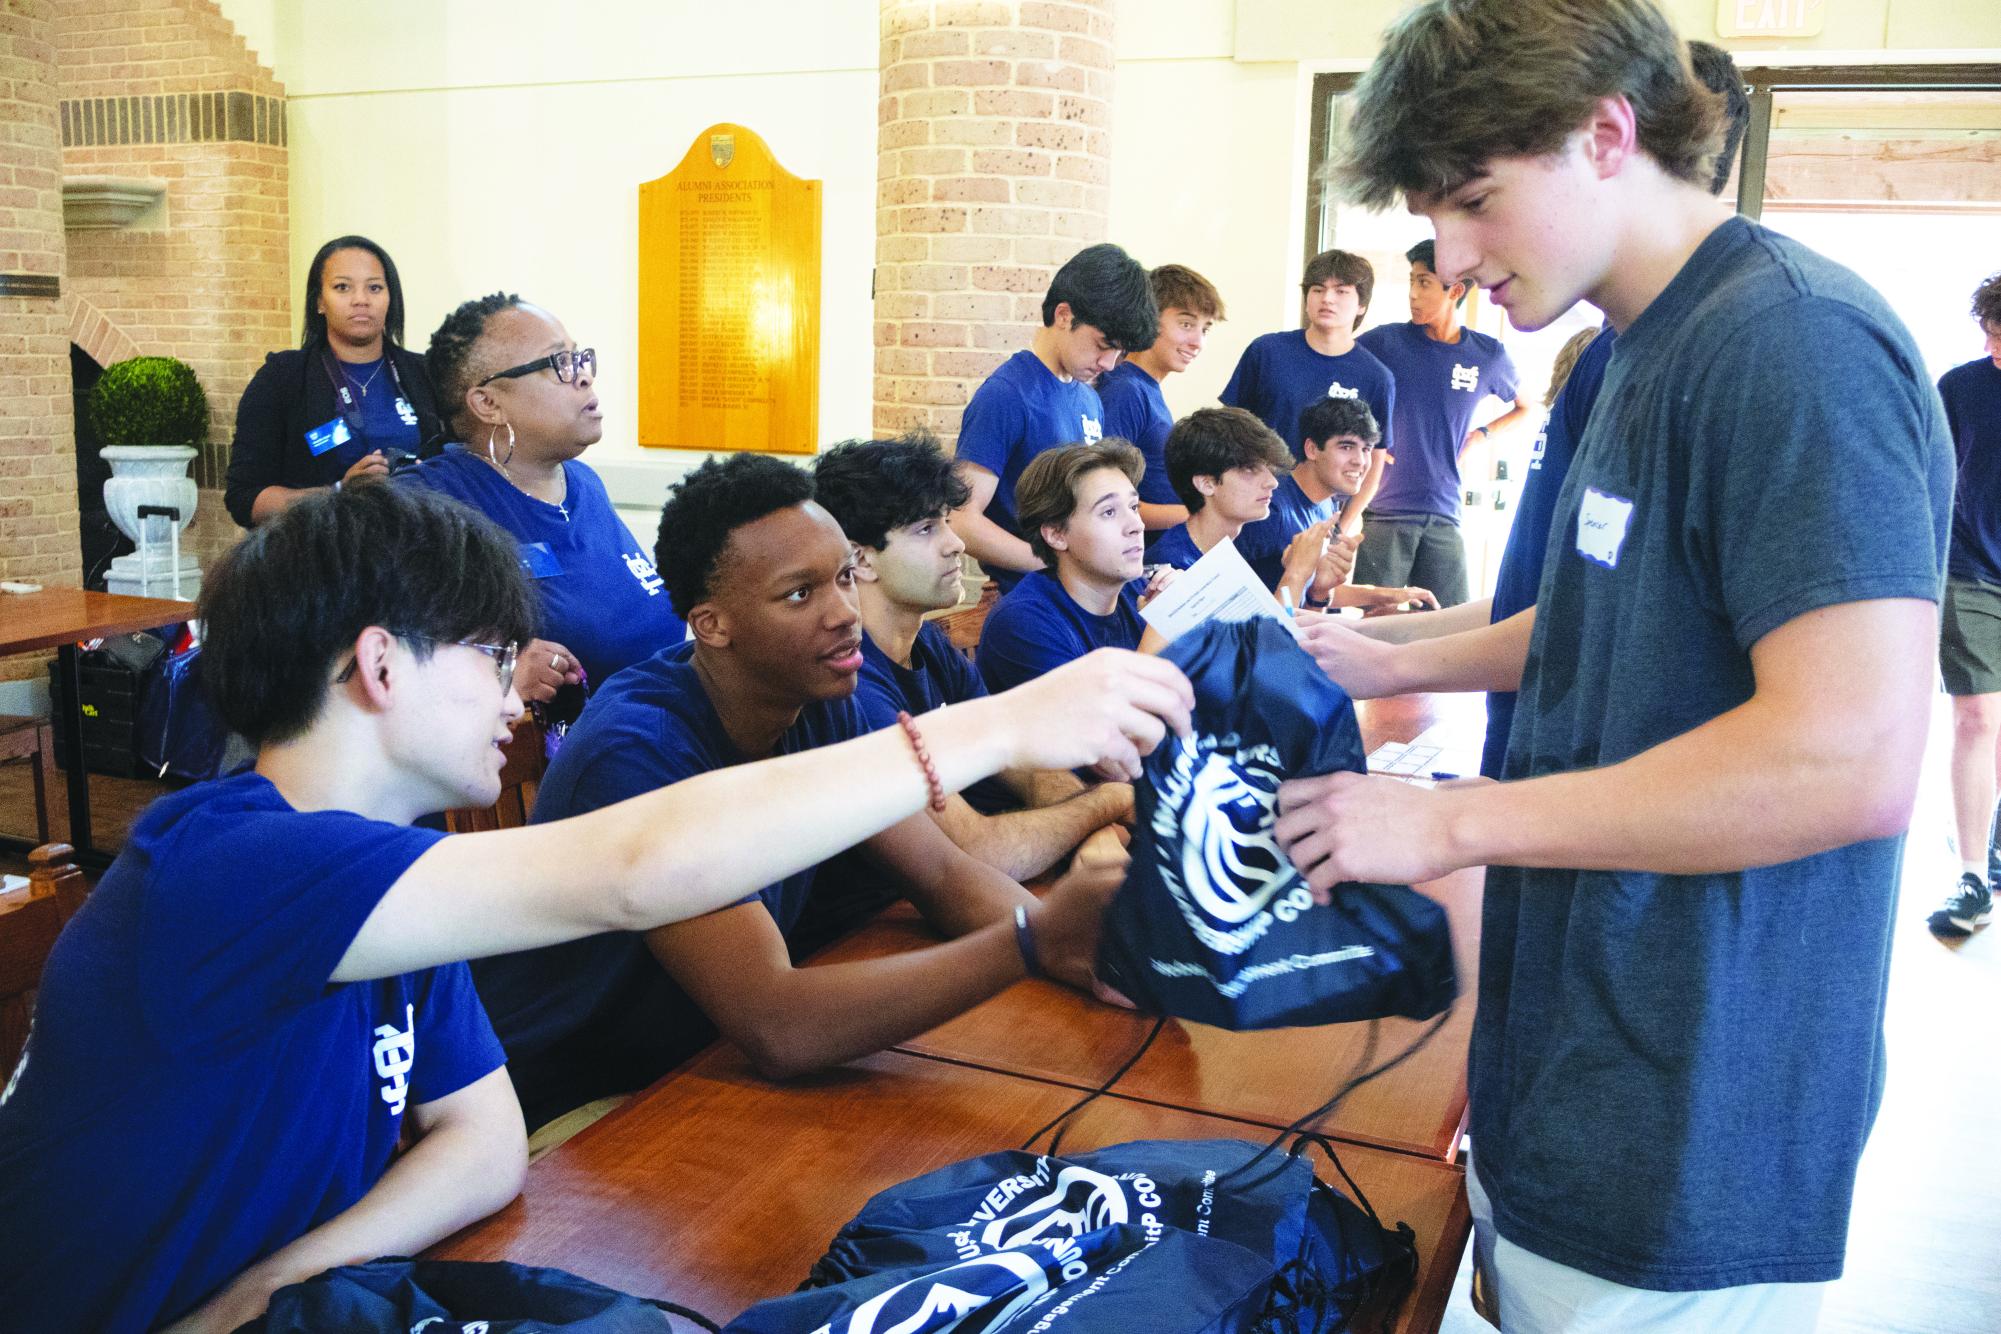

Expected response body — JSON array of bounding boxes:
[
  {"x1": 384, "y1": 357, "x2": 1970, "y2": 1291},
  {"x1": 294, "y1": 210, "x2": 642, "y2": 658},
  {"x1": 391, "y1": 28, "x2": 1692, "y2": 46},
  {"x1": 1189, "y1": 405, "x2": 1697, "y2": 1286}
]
[{"x1": 1973, "y1": 271, "x2": 2001, "y2": 330}]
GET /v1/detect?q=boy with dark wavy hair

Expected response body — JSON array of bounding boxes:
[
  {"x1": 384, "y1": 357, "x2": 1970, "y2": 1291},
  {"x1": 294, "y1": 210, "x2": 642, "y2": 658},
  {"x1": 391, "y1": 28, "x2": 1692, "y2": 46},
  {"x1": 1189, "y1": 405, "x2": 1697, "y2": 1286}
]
[
  {"x1": 813, "y1": 435, "x2": 1132, "y2": 881},
  {"x1": 950, "y1": 242, "x2": 1157, "y2": 594},
  {"x1": 1277, "y1": 1, "x2": 1953, "y2": 1326}
]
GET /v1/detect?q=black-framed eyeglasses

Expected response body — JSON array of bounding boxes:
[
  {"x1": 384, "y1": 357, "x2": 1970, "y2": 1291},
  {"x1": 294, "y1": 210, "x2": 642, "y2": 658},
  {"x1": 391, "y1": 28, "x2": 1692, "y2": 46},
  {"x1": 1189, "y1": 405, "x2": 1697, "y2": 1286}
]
[
  {"x1": 476, "y1": 346, "x2": 596, "y2": 388},
  {"x1": 335, "y1": 637, "x2": 520, "y2": 695}
]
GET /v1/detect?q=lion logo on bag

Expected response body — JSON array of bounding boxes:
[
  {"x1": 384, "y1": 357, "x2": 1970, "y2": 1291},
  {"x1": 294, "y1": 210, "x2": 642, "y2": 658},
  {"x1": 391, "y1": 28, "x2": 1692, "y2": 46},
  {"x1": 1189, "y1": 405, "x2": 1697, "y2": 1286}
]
[
  {"x1": 1180, "y1": 750, "x2": 1289, "y2": 926},
  {"x1": 813, "y1": 1249, "x2": 1052, "y2": 1334},
  {"x1": 978, "y1": 1163, "x2": 1130, "y2": 1251}
]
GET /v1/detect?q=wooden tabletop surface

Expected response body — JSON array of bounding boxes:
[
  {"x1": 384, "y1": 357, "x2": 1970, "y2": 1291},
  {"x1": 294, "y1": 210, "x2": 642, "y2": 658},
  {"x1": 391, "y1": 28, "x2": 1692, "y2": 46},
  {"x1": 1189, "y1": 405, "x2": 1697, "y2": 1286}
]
[
  {"x1": 432, "y1": 1046, "x2": 1472, "y2": 1334},
  {"x1": 0, "y1": 586, "x2": 194, "y2": 657}
]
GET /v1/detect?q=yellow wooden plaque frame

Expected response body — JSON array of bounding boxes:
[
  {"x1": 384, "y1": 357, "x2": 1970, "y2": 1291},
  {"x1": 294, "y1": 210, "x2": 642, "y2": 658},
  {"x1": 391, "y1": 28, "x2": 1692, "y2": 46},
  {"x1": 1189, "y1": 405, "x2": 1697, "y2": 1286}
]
[{"x1": 638, "y1": 123, "x2": 821, "y2": 454}]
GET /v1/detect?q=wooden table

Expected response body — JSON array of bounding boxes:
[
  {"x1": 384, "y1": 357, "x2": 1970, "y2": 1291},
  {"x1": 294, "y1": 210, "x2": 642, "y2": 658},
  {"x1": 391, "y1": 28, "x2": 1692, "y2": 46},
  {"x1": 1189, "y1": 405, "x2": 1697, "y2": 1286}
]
[
  {"x1": 0, "y1": 586, "x2": 194, "y2": 865},
  {"x1": 433, "y1": 1047, "x2": 1473, "y2": 1334}
]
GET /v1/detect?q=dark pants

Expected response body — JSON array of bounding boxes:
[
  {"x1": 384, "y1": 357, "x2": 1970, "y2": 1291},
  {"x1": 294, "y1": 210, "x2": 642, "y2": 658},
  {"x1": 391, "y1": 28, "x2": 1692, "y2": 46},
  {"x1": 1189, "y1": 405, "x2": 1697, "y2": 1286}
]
[{"x1": 1354, "y1": 511, "x2": 1470, "y2": 607}]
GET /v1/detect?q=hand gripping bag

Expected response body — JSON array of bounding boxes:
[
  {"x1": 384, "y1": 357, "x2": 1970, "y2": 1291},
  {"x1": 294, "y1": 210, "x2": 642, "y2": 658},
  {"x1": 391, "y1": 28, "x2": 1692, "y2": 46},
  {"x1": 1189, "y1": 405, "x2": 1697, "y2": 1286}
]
[{"x1": 1095, "y1": 618, "x2": 1457, "y2": 1029}]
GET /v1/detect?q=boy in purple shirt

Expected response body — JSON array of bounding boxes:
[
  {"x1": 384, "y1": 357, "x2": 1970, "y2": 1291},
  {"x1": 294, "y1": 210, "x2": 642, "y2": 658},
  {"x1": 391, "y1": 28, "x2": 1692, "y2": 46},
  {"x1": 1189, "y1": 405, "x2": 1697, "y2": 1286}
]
[{"x1": 1354, "y1": 238, "x2": 1528, "y2": 606}]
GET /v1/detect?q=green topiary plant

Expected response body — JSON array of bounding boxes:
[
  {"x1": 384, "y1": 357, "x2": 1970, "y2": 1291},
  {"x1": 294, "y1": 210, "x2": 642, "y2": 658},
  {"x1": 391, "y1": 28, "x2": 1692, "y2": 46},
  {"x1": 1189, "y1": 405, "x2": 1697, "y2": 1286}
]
[{"x1": 87, "y1": 355, "x2": 209, "y2": 448}]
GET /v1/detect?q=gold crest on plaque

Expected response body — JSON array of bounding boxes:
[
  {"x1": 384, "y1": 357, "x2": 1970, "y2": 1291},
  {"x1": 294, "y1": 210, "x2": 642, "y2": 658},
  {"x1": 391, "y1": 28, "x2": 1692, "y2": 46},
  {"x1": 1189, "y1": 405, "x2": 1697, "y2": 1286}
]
[{"x1": 710, "y1": 133, "x2": 735, "y2": 169}]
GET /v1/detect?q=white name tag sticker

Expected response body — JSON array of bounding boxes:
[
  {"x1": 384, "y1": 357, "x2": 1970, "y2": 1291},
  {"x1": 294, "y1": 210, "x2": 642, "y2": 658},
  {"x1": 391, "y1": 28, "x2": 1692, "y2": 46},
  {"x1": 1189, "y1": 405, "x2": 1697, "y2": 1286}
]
[{"x1": 1575, "y1": 487, "x2": 1635, "y2": 569}]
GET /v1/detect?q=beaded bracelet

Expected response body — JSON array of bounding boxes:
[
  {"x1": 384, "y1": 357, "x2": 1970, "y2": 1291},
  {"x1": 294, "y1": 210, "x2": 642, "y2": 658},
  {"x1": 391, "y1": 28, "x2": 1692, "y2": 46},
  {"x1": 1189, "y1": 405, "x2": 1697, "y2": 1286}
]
[
  {"x1": 896, "y1": 710, "x2": 948, "y2": 812},
  {"x1": 1013, "y1": 904, "x2": 1042, "y2": 978}
]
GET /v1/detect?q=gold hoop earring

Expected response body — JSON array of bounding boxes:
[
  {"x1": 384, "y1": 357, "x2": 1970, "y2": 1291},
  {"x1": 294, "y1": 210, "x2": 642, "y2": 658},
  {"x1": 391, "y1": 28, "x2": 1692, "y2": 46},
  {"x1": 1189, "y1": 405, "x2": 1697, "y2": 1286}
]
[{"x1": 487, "y1": 422, "x2": 516, "y2": 472}]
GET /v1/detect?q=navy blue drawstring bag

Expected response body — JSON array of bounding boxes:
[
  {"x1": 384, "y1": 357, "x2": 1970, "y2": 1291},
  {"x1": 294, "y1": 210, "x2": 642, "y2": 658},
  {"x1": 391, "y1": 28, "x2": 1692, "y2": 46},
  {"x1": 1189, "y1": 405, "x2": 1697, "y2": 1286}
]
[
  {"x1": 136, "y1": 643, "x2": 242, "y2": 782},
  {"x1": 235, "y1": 1257, "x2": 718, "y2": 1333},
  {"x1": 1095, "y1": 618, "x2": 1457, "y2": 1030},
  {"x1": 726, "y1": 1138, "x2": 1415, "y2": 1333}
]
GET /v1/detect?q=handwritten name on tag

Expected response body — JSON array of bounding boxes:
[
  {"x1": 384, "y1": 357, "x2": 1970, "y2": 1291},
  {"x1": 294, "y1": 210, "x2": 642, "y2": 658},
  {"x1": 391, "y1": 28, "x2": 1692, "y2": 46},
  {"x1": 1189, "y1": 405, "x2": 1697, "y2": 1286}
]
[{"x1": 1575, "y1": 487, "x2": 1634, "y2": 569}]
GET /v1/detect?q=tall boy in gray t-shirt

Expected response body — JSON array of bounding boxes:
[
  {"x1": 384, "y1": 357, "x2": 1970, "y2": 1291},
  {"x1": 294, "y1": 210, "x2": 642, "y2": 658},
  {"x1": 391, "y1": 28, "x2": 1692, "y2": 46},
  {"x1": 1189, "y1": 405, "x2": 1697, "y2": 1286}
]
[{"x1": 1272, "y1": 1, "x2": 1952, "y2": 1328}]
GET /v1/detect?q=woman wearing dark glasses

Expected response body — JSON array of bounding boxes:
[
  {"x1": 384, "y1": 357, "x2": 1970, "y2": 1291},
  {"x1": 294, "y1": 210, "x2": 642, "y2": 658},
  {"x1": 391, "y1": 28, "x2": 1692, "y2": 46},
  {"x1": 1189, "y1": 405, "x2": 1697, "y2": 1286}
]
[
  {"x1": 398, "y1": 293, "x2": 686, "y2": 706},
  {"x1": 225, "y1": 234, "x2": 446, "y2": 528}
]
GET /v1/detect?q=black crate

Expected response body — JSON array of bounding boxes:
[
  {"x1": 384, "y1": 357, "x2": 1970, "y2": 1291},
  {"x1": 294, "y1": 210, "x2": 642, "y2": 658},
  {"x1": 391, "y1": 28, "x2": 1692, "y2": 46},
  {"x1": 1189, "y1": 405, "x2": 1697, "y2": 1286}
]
[{"x1": 46, "y1": 656, "x2": 145, "y2": 778}]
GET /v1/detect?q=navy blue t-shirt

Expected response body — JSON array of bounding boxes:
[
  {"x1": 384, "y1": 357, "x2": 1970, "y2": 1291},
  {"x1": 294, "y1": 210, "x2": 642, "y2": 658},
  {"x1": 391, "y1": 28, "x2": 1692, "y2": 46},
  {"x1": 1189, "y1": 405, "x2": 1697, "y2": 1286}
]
[
  {"x1": 1356, "y1": 322, "x2": 1520, "y2": 519},
  {"x1": 1481, "y1": 218, "x2": 1952, "y2": 1290},
  {"x1": 1147, "y1": 522, "x2": 1205, "y2": 571},
  {"x1": 976, "y1": 570, "x2": 1144, "y2": 694},
  {"x1": 1481, "y1": 326, "x2": 1616, "y2": 779},
  {"x1": 0, "y1": 774, "x2": 502, "y2": 1331},
  {"x1": 1220, "y1": 330, "x2": 1396, "y2": 460},
  {"x1": 852, "y1": 621, "x2": 1009, "y2": 814},
  {"x1": 471, "y1": 643, "x2": 871, "y2": 1084},
  {"x1": 1940, "y1": 356, "x2": 2001, "y2": 585},
  {"x1": 399, "y1": 448, "x2": 685, "y2": 688},
  {"x1": 956, "y1": 349, "x2": 1105, "y2": 593},
  {"x1": 1094, "y1": 359, "x2": 1178, "y2": 508},
  {"x1": 341, "y1": 357, "x2": 423, "y2": 461},
  {"x1": 1237, "y1": 472, "x2": 1340, "y2": 588}
]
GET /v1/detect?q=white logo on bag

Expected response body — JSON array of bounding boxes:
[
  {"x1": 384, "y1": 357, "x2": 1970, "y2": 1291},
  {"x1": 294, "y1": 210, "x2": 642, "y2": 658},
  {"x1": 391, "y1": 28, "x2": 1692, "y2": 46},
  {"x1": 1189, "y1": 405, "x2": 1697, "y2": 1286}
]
[
  {"x1": 373, "y1": 1002, "x2": 415, "y2": 1117},
  {"x1": 1147, "y1": 735, "x2": 1316, "y2": 957},
  {"x1": 978, "y1": 1164, "x2": 1129, "y2": 1251},
  {"x1": 813, "y1": 1249, "x2": 1053, "y2": 1334},
  {"x1": 1450, "y1": 363, "x2": 1479, "y2": 392}
]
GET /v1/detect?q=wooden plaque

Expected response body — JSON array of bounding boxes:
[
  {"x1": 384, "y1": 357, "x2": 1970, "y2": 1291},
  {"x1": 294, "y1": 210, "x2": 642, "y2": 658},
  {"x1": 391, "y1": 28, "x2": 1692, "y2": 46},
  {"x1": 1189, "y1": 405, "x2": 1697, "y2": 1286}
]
[{"x1": 637, "y1": 124, "x2": 821, "y2": 454}]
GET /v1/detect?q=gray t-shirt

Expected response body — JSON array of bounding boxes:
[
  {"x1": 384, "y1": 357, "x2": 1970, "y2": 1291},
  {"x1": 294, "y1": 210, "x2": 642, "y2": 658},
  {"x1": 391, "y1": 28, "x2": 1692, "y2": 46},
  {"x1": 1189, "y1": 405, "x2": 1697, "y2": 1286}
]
[{"x1": 1472, "y1": 217, "x2": 1952, "y2": 1291}]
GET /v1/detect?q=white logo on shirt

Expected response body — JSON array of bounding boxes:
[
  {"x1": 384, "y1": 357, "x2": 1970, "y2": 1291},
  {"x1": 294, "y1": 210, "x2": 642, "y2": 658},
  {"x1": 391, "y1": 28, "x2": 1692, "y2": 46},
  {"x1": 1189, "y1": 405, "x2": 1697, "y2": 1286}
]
[
  {"x1": 1528, "y1": 426, "x2": 1548, "y2": 471},
  {"x1": 372, "y1": 1002, "x2": 415, "y2": 1118},
  {"x1": 1325, "y1": 382, "x2": 1360, "y2": 400},
  {"x1": 395, "y1": 396, "x2": 418, "y2": 427},
  {"x1": 624, "y1": 551, "x2": 665, "y2": 597},
  {"x1": 1450, "y1": 363, "x2": 1480, "y2": 393},
  {"x1": 1081, "y1": 414, "x2": 1103, "y2": 444}
]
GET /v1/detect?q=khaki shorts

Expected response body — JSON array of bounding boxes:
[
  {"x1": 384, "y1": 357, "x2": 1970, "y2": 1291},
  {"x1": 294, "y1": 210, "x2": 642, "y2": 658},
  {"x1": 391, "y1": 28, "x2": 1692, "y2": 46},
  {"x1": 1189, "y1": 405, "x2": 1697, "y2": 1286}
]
[{"x1": 1940, "y1": 577, "x2": 2001, "y2": 697}]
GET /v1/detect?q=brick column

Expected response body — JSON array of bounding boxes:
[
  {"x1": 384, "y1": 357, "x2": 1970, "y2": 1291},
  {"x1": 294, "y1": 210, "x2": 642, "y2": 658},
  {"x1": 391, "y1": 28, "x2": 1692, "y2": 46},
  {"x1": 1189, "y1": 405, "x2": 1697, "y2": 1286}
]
[
  {"x1": 874, "y1": 0, "x2": 1113, "y2": 445},
  {"x1": 58, "y1": 0, "x2": 291, "y2": 572},
  {"x1": 0, "y1": 0, "x2": 82, "y2": 683}
]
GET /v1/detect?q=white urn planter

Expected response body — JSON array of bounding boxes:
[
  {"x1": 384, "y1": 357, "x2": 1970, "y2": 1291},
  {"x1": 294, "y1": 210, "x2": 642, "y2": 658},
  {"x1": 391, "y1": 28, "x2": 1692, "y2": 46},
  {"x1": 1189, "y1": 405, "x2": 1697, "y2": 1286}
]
[{"x1": 102, "y1": 444, "x2": 201, "y2": 600}]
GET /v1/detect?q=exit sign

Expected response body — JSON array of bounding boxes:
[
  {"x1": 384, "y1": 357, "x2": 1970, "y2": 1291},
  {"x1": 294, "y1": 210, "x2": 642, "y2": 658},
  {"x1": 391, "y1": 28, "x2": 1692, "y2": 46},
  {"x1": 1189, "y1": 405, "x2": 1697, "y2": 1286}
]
[{"x1": 1718, "y1": 0, "x2": 1825, "y2": 37}]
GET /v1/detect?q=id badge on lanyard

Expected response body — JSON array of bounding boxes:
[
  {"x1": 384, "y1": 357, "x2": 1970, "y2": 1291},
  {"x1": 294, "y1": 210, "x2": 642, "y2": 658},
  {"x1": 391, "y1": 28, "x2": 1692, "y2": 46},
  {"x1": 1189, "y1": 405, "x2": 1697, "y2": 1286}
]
[{"x1": 320, "y1": 344, "x2": 413, "y2": 447}]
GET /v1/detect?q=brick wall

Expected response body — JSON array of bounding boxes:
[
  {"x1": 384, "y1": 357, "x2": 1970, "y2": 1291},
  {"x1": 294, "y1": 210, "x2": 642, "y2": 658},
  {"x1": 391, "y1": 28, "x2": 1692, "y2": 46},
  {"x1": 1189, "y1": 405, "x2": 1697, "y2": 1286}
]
[
  {"x1": 0, "y1": 0, "x2": 83, "y2": 683},
  {"x1": 56, "y1": 0, "x2": 290, "y2": 571},
  {"x1": 873, "y1": 0, "x2": 1113, "y2": 446}
]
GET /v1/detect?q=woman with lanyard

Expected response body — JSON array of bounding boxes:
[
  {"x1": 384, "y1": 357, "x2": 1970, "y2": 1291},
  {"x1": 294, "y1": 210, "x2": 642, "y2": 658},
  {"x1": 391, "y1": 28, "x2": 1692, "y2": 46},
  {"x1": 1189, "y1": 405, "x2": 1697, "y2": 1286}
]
[
  {"x1": 399, "y1": 292, "x2": 686, "y2": 709},
  {"x1": 224, "y1": 235, "x2": 444, "y2": 527}
]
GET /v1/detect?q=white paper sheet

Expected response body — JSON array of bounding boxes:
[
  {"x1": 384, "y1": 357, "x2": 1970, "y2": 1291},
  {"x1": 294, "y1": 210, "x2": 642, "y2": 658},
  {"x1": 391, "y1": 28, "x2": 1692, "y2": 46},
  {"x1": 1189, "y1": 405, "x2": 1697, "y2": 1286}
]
[{"x1": 1138, "y1": 536, "x2": 1300, "y2": 642}]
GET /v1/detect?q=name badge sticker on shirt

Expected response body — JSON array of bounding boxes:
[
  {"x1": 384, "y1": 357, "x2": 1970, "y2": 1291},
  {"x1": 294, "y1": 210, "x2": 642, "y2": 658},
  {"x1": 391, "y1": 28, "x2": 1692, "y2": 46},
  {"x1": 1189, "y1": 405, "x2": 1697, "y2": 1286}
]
[
  {"x1": 519, "y1": 542, "x2": 563, "y2": 579},
  {"x1": 1576, "y1": 487, "x2": 1635, "y2": 569},
  {"x1": 304, "y1": 416, "x2": 352, "y2": 457}
]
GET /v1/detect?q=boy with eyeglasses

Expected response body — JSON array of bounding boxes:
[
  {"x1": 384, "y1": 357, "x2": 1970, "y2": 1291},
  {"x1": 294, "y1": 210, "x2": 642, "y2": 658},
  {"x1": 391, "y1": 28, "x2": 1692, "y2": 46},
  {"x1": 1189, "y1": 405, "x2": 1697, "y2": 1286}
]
[{"x1": 0, "y1": 484, "x2": 1191, "y2": 1331}]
